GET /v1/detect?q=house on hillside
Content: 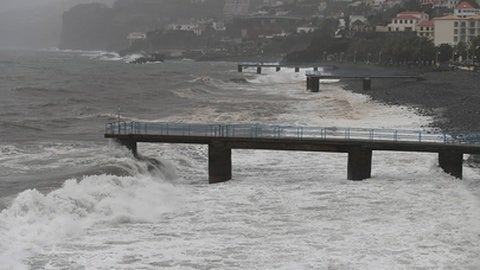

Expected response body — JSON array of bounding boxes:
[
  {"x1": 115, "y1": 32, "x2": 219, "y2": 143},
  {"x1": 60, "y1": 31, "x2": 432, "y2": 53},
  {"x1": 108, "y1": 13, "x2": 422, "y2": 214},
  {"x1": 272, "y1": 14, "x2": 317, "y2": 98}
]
[
  {"x1": 454, "y1": 1, "x2": 480, "y2": 17},
  {"x1": 423, "y1": 0, "x2": 460, "y2": 9},
  {"x1": 349, "y1": 15, "x2": 368, "y2": 32},
  {"x1": 387, "y1": 11, "x2": 429, "y2": 32},
  {"x1": 417, "y1": 20, "x2": 434, "y2": 39},
  {"x1": 297, "y1": 24, "x2": 318, "y2": 33},
  {"x1": 127, "y1": 32, "x2": 146, "y2": 45},
  {"x1": 351, "y1": 19, "x2": 369, "y2": 32}
]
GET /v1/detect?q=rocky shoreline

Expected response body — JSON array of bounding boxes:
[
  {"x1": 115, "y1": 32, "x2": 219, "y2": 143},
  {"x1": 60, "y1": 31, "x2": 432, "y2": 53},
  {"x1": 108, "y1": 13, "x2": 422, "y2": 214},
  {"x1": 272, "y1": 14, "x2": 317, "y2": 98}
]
[{"x1": 336, "y1": 64, "x2": 480, "y2": 132}]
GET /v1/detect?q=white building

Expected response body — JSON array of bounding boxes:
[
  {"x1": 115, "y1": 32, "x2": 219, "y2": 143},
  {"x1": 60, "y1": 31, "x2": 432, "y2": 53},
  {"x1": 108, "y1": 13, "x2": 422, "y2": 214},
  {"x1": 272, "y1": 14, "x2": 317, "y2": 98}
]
[
  {"x1": 127, "y1": 32, "x2": 146, "y2": 45},
  {"x1": 388, "y1": 11, "x2": 429, "y2": 32},
  {"x1": 417, "y1": 20, "x2": 434, "y2": 39},
  {"x1": 422, "y1": 0, "x2": 460, "y2": 9},
  {"x1": 349, "y1": 15, "x2": 367, "y2": 29},
  {"x1": 167, "y1": 23, "x2": 203, "y2": 35},
  {"x1": 454, "y1": 1, "x2": 480, "y2": 17},
  {"x1": 297, "y1": 25, "x2": 317, "y2": 33},
  {"x1": 433, "y1": 14, "x2": 480, "y2": 45}
]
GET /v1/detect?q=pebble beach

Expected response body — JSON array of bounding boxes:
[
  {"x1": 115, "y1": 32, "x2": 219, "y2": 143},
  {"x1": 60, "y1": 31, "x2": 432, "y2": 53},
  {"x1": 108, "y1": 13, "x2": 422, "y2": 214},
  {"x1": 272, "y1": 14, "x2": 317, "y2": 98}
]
[{"x1": 339, "y1": 65, "x2": 480, "y2": 132}]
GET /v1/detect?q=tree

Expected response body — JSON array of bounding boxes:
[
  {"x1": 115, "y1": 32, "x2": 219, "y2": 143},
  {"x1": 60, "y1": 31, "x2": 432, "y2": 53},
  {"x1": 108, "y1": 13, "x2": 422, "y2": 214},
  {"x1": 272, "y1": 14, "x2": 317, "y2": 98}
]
[{"x1": 436, "y1": 43, "x2": 453, "y2": 62}]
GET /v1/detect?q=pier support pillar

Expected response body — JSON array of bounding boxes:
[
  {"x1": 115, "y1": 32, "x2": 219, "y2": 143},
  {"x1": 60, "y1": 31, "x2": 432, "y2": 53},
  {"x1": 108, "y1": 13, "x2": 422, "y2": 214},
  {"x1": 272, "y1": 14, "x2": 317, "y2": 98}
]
[
  {"x1": 439, "y1": 151, "x2": 463, "y2": 179},
  {"x1": 276, "y1": 66, "x2": 281, "y2": 72},
  {"x1": 363, "y1": 77, "x2": 371, "y2": 91},
  {"x1": 238, "y1": 65, "x2": 243, "y2": 72},
  {"x1": 310, "y1": 77, "x2": 320, "y2": 92},
  {"x1": 313, "y1": 67, "x2": 318, "y2": 71},
  {"x1": 347, "y1": 147, "x2": 372, "y2": 180},
  {"x1": 209, "y1": 141, "x2": 232, "y2": 184},
  {"x1": 257, "y1": 66, "x2": 262, "y2": 74},
  {"x1": 117, "y1": 138, "x2": 138, "y2": 158},
  {"x1": 295, "y1": 67, "x2": 300, "y2": 72}
]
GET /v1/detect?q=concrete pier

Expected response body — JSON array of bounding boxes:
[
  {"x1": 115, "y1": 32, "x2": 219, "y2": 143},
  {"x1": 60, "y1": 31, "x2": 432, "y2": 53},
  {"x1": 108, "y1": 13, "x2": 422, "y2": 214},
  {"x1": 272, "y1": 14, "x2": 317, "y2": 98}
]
[
  {"x1": 347, "y1": 147, "x2": 372, "y2": 180},
  {"x1": 306, "y1": 73, "x2": 423, "y2": 92},
  {"x1": 363, "y1": 77, "x2": 371, "y2": 91},
  {"x1": 118, "y1": 137, "x2": 137, "y2": 157},
  {"x1": 306, "y1": 77, "x2": 320, "y2": 92},
  {"x1": 257, "y1": 66, "x2": 262, "y2": 74},
  {"x1": 106, "y1": 122, "x2": 480, "y2": 183},
  {"x1": 439, "y1": 151, "x2": 463, "y2": 179}
]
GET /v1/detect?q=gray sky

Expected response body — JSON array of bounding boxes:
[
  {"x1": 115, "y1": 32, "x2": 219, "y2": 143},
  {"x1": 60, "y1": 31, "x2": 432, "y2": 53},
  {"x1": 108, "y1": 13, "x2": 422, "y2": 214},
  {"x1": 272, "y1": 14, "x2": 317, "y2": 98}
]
[
  {"x1": 0, "y1": 0, "x2": 113, "y2": 13},
  {"x1": 0, "y1": 0, "x2": 114, "y2": 48},
  {"x1": 0, "y1": 0, "x2": 60, "y2": 12}
]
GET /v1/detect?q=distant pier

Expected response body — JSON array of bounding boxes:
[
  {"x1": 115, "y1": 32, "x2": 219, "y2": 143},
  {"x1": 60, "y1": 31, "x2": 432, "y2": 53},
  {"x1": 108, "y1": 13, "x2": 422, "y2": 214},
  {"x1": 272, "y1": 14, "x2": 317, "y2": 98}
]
[
  {"x1": 105, "y1": 122, "x2": 480, "y2": 184},
  {"x1": 237, "y1": 63, "x2": 337, "y2": 74},
  {"x1": 305, "y1": 71, "x2": 425, "y2": 92}
]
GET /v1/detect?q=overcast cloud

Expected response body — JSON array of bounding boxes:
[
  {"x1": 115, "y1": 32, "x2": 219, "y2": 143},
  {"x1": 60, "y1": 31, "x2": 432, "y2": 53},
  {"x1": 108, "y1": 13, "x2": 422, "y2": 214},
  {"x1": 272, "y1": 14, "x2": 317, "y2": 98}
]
[
  {"x1": 0, "y1": 0, "x2": 114, "y2": 48},
  {"x1": 0, "y1": 0, "x2": 60, "y2": 12},
  {"x1": 0, "y1": 0, "x2": 113, "y2": 13}
]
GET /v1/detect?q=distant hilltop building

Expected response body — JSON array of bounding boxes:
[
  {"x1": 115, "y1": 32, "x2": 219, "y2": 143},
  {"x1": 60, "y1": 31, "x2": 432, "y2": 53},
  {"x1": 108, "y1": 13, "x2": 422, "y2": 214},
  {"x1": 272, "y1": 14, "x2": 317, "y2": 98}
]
[
  {"x1": 224, "y1": 0, "x2": 250, "y2": 16},
  {"x1": 127, "y1": 32, "x2": 146, "y2": 45},
  {"x1": 454, "y1": 1, "x2": 480, "y2": 17},
  {"x1": 420, "y1": 0, "x2": 460, "y2": 9},
  {"x1": 387, "y1": 11, "x2": 429, "y2": 32}
]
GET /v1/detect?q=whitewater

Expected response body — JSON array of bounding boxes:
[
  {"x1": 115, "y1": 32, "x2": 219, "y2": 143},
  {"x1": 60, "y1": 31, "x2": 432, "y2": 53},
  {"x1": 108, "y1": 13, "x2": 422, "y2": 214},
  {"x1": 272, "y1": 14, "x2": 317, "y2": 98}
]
[{"x1": 0, "y1": 49, "x2": 479, "y2": 269}]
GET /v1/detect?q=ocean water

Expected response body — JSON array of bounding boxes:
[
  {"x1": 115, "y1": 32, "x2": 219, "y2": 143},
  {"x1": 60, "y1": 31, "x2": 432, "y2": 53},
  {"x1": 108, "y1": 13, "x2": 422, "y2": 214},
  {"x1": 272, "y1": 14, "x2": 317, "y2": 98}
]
[{"x1": 0, "y1": 49, "x2": 480, "y2": 269}]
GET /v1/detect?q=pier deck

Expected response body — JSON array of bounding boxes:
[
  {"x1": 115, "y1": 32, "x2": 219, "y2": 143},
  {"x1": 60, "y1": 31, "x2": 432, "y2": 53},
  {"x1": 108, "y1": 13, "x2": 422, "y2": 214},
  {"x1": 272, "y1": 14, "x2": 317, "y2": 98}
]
[
  {"x1": 305, "y1": 70, "x2": 424, "y2": 92},
  {"x1": 237, "y1": 62, "x2": 337, "y2": 73},
  {"x1": 105, "y1": 122, "x2": 480, "y2": 183}
]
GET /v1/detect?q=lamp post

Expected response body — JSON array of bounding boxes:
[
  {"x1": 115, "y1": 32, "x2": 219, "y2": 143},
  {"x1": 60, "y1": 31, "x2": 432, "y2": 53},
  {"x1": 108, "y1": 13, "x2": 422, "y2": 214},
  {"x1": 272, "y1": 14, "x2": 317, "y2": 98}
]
[{"x1": 436, "y1": 51, "x2": 440, "y2": 66}]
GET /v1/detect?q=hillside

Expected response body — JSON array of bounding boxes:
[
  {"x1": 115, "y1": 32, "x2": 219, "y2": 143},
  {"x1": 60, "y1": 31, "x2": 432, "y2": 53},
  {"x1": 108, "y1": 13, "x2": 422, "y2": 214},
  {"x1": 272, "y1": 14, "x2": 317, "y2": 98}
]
[{"x1": 59, "y1": 0, "x2": 225, "y2": 51}]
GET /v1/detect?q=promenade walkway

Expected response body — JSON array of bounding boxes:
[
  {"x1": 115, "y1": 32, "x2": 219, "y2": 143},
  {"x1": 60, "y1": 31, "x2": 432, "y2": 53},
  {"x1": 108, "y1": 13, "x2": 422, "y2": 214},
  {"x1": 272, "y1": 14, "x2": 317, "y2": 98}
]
[{"x1": 105, "y1": 122, "x2": 480, "y2": 183}]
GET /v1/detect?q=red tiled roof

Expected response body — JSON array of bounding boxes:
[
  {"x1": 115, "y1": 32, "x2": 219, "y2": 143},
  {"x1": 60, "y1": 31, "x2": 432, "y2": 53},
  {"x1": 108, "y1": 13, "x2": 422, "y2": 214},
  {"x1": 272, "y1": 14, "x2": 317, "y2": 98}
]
[
  {"x1": 455, "y1": 1, "x2": 475, "y2": 9},
  {"x1": 398, "y1": 11, "x2": 422, "y2": 15},
  {"x1": 466, "y1": 14, "x2": 480, "y2": 19},
  {"x1": 395, "y1": 15, "x2": 421, "y2": 20},
  {"x1": 417, "y1": 20, "x2": 434, "y2": 26},
  {"x1": 434, "y1": 15, "x2": 459, "y2": 20}
]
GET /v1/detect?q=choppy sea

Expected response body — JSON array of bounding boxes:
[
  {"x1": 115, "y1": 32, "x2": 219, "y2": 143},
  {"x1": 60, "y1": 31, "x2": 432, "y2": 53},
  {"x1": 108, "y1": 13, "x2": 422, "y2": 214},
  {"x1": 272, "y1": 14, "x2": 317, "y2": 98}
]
[{"x1": 0, "y1": 48, "x2": 479, "y2": 269}]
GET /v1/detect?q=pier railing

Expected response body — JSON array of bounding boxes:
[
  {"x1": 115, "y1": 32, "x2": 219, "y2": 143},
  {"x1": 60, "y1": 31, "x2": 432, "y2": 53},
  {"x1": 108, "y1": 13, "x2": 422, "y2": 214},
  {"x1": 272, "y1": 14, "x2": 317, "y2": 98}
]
[{"x1": 105, "y1": 121, "x2": 480, "y2": 145}]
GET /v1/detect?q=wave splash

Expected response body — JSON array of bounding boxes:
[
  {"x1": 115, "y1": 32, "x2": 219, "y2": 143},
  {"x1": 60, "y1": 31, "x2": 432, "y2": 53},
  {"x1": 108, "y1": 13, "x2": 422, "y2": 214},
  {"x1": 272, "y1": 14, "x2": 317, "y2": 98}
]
[{"x1": 0, "y1": 154, "x2": 184, "y2": 269}]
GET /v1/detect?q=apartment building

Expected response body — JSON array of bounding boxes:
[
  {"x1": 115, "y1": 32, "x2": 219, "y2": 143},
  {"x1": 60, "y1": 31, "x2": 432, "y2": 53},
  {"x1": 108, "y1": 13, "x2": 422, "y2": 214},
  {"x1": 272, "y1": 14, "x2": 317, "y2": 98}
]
[{"x1": 434, "y1": 14, "x2": 480, "y2": 45}]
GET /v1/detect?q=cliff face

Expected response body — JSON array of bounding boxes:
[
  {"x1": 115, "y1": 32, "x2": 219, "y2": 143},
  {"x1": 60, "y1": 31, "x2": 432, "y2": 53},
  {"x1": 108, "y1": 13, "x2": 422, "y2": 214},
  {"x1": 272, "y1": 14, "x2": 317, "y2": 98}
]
[
  {"x1": 59, "y1": 0, "x2": 225, "y2": 51},
  {"x1": 59, "y1": 3, "x2": 115, "y2": 50}
]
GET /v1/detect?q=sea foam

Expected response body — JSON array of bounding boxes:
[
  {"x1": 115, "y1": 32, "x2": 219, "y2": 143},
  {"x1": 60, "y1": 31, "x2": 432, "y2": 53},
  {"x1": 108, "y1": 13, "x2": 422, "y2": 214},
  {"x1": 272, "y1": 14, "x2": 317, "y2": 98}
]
[{"x1": 0, "y1": 171, "x2": 183, "y2": 269}]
